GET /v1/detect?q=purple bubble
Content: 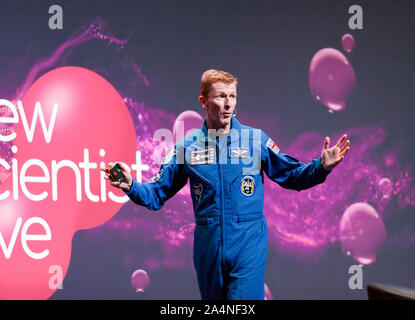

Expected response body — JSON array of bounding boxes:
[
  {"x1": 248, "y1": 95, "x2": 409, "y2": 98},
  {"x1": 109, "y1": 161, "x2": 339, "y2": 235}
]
[
  {"x1": 173, "y1": 110, "x2": 204, "y2": 143},
  {"x1": 339, "y1": 202, "x2": 386, "y2": 265},
  {"x1": 378, "y1": 178, "x2": 393, "y2": 200},
  {"x1": 341, "y1": 34, "x2": 355, "y2": 53},
  {"x1": 131, "y1": 269, "x2": 150, "y2": 293},
  {"x1": 151, "y1": 110, "x2": 202, "y2": 166},
  {"x1": 309, "y1": 48, "x2": 356, "y2": 112}
]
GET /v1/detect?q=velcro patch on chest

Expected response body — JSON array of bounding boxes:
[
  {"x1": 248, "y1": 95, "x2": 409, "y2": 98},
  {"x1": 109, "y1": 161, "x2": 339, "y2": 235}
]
[
  {"x1": 229, "y1": 147, "x2": 250, "y2": 158},
  {"x1": 240, "y1": 175, "x2": 255, "y2": 196},
  {"x1": 190, "y1": 148, "x2": 215, "y2": 165},
  {"x1": 266, "y1": 138, "x2": 280, "y2": 155}
]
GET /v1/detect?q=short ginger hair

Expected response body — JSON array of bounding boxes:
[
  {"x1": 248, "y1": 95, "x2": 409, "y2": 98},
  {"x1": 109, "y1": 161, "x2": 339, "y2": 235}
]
[{"x1": 200, "y1": 69, "x2": 238, "y2": 98}]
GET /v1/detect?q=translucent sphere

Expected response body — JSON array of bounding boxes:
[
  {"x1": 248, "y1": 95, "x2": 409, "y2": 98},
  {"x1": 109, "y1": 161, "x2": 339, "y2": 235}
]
[
  {"x1": 131, "y1": 269, "x2": 150, "y2": 293},
  {"x1": 309, "y1": 48, "x2": 356, "y2": 112},
  {"x1": 339, "y1": 202, "x2": 386, "y2": 265},
  {"x1": 341, "y1": 34, "x2": 355, "y2": 53},
  {"x1": 173, "y1": 110, "x2": 204, "y2": 143}
]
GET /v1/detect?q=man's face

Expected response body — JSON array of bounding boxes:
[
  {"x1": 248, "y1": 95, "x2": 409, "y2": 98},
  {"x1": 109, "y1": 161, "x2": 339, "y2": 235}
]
[{"x1": 200, "y1": 82, "x2": 237, "y2": 129}]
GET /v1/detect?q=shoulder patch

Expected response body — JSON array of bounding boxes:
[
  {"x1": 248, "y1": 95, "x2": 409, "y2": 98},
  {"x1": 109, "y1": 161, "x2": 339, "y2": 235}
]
[
  {"x1": 266, "y1": 138, "x2": 280, "y2": 155},
  {"x1": 149, "y1": 167, "x2": 164, "y2": 183}
]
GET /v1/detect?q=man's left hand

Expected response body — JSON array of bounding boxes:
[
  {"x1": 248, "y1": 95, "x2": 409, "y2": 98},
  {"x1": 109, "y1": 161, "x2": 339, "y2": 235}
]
[{"x1": 321, "y1": 134, "x2": 350, "y2": 171}]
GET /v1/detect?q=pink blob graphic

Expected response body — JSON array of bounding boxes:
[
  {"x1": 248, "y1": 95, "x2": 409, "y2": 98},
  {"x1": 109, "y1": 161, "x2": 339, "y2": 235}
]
[
  {"x1": 0, "y1": 66, "x2": 136, "y2": 299},
  {"x1": 309, "y1": 48, "x2": 356, "y2": 112},
  {"x1": 378, "y1": 178, "x2": 393, "y2": 201},
  {"x1": 264, "y1": 283, "x2": 273, "y2": 300},
  {"x1": 173, "y1": 110, "x2": 204, "y2": 143},
  {"x1": 131, "y1": 269, "x2": 150, "y2": 293},
  {"x1": 339, "y1": 202, "x2": 386, "y2": 265},
  {"x1": 341, "y1": 34, "x2": 355, "y2": 53},
  {"x1": 0, "y1": 189, "x2": 73, "y2": 300}
]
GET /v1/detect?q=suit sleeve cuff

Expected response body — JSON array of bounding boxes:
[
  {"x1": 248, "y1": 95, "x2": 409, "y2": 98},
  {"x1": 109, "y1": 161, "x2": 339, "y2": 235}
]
[
  {"x1": 124, "y1": 178, "x2": 137, "y2": 195},
  {"x1": 123, "y1": 178, "x2": 148, "y2": 206},
  {"x1": 316, "y1": 156, "x2": 331, "y2": 178}
]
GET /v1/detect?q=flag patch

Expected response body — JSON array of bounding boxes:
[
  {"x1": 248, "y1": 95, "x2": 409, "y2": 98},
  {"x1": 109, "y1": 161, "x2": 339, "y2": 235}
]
[{"x1": 266, "y1": 138, "x2": 280, "y2": 155}]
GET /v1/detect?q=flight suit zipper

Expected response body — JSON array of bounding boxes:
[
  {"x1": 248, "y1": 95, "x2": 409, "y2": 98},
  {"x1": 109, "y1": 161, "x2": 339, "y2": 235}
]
[{"x1": 216, "y1": 136, "x2": 225, "y2": 271}]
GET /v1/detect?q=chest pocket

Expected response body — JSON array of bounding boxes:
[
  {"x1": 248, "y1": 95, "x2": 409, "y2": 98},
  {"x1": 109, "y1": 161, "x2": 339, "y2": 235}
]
[
  {"x1": 187, "y1": 165, "x2": 217, "y2": 216},
  {"x1": 228, "y1": 169, "x2": 264, "y2": 215}
]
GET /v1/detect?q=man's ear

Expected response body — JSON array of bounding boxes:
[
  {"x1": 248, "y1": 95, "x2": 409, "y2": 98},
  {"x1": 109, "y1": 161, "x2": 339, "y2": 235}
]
[{"x1": 198, "y1": 95, "x2": 207, "y2": 111}]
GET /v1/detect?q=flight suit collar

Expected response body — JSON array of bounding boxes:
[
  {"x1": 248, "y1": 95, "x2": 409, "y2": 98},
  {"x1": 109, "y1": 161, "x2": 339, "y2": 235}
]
[{"x1": 199, "y1": 116, "x2": 241, "y2": 144}]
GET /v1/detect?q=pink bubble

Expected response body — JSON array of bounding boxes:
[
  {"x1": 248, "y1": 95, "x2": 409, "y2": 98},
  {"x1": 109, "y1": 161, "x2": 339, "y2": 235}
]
[
  {"x1": 309, "y1": 48, "x2": 356, "y2": 112},
  {"x1": 264, "y1": 283, "x2": 273, "y2": 300},
  {"x1": 131, "y1": 269, "x2": 150, "y2": 293},
  {"x1": 173, "y1": 110, "x2": 204, "y2": 143},
  {"x1": 378, "y1": 178, "x2": 393, "y2": 200},
  {"x1": 339, "y1": 202, "x2": 386, "y2": 265},
  {"x1": 341, "y1": 34, "x2": 355, "y2": 53}
]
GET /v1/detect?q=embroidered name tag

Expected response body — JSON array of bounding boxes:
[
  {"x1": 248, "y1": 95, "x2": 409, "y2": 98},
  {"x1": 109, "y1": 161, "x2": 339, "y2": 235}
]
[
  {"x1": 229, "y1": 147, "x2": 250, "y2": 158},
  {"x1": 266, "y1": 138, "x2": 280, "y2": 155},
  {"x1": 190, "y1": 148, "x2": 215, "y2": 165}
]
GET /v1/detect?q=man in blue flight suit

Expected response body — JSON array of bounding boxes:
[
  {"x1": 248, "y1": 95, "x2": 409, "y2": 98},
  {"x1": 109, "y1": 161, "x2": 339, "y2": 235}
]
[{"x1": 102, "y1": 69, "x2": 350, "y2": 300}]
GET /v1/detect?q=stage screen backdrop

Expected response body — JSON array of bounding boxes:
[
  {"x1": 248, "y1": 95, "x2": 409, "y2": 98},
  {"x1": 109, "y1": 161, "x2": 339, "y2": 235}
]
[{"x1": 0, "y1": 0, "x2": 414, "y2": 299}]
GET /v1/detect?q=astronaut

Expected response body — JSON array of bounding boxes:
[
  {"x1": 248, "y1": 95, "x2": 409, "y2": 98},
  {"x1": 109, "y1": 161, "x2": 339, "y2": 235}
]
[{"x1": 102, "y1": 69, "x2": 350, "y2": 300}]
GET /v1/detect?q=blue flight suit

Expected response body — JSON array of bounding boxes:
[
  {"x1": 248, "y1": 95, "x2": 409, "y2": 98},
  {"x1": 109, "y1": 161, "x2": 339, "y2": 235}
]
[{"x1": 124, "y1": 117, "x2": 331, "y2": 300}]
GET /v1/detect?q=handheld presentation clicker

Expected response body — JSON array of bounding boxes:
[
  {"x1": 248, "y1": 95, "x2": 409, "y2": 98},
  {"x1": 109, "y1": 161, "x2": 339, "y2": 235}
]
[{"x1": 108, "y1": 163, "x2": 126, "y2": 183}]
